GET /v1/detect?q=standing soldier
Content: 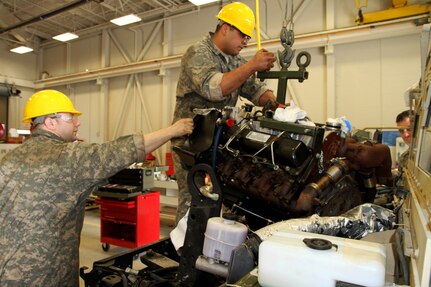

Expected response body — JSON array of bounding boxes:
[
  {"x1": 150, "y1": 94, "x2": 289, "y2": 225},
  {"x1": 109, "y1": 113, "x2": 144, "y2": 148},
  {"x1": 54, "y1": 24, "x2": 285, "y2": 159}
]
[{"x1": 172, "y1": 2, "x2": 277, "y2": 223}]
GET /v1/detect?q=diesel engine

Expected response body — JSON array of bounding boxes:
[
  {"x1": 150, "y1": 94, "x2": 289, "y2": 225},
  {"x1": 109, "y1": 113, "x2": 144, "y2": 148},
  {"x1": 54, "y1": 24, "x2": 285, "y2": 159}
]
[{"x1": 174, "y1": 105, "x2": 392, "y2": 229}]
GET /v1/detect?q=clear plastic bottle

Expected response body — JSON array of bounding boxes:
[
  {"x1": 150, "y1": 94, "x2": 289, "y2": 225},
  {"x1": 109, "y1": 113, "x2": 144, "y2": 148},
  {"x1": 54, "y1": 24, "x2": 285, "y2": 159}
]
[{"x1": 202, "y1": 213, "x2": 248, "y2": 263}]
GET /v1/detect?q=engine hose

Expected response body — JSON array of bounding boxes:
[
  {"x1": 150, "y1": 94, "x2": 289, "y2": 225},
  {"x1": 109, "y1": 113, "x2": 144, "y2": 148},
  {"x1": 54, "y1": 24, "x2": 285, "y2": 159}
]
[
  {"x1": 393, "y1": 197, "x2": 405, "y2": 216},
  {"x1": 395, "y1": 228, "x2": 409, "y2": 285},
  {"x1": 120, "y1": 272, "x2": 128, "y2": 287},
  {"x1": 212, "y1": 125, "x2": 223, "y2": 170},
  {"x1": 376, "y1": 187, "x2": 392, "y2": 194}
]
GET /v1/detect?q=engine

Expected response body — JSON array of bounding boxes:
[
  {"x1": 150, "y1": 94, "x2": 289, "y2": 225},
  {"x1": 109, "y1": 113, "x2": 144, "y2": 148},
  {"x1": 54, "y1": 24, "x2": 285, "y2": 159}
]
[
  {"x1": 174, "y1": 105, "x2": 392, "y2": 228},
  {"x1": 80, "y1": 104, "x2": 394, "y2": 287}
]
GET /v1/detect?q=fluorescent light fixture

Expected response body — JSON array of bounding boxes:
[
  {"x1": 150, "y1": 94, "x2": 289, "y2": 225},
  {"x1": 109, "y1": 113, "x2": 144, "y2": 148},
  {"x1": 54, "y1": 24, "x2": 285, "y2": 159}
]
[
  {"x1": 188, "y1": 0, "x2": 218, "y2": 5},
  {"x1": 110, "y1": 14, "x2": 141, "y2": 26},
  {"x1": 10, "y1": 46, "x2": 33, "y2": 54},
  {"x1": 53, "y1": 32, "x2": 79, "y2": 42}
]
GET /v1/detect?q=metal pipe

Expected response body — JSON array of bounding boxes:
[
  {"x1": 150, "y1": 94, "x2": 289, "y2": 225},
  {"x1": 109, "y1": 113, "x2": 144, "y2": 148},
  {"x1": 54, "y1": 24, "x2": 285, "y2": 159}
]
[{"x1": 0, "y1": 0, "x2": 98, "y2": 34}]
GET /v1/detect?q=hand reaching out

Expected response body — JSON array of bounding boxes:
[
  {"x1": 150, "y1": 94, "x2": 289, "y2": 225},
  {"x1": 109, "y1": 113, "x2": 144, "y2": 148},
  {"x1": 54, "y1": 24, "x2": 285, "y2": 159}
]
[{"x1": 171, "y1": 118, "x2": 194, "y2": 137}]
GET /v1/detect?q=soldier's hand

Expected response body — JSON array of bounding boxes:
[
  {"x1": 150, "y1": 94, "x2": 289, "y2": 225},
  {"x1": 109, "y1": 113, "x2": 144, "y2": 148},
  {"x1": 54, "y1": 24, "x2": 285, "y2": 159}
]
[
  {"x1": 171, "y1": 118, "x2": 194, "y2": 137},
  {"x1": 251, "y1": 49, "x2": 276, "y2": 72}
]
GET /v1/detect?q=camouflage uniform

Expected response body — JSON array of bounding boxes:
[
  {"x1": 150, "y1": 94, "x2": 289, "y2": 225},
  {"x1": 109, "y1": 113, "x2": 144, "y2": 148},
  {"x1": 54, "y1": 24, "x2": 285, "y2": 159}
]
[
  {"x1": 172, "y1": 33, "x2": 270, "y2": 223},
  {"x1": 0, "y1": 129, "x2": 145, "y2": 287},
  {"x1": 398, "y1": 150, "x2": 409, "y2": 173}
]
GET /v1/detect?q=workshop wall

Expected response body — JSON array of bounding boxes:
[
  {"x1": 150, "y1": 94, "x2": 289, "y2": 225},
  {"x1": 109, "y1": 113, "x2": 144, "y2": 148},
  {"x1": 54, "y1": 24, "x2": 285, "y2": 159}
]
[
  {"x1": 336, "y1": 34, "x2": 420, "y2": 127},
  {"x1": 0, "y1": 41, "x2": 36, "y2": 131},
  {"x1": 3, "y1": 0, "x2": 423, "y2": 160},
  {"x1": 0, "y1": 42, "x2": 37, "y2": 81}
]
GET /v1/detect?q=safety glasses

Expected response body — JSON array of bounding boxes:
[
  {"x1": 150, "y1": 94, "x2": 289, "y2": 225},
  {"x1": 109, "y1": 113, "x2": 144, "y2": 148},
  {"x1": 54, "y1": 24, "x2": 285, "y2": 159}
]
[
  {"x1": 228, "y1": 24, "x2": 251, "y2": 42},
  {"x1": 50, "y1": 113, "x2": 79, "y2": 123}
]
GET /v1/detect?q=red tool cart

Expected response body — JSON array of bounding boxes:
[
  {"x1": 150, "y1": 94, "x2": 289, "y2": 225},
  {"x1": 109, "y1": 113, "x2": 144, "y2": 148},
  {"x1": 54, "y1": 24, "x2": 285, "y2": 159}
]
[{"x1": 95, "y1": 191, "x2": 160, "y2": 251}]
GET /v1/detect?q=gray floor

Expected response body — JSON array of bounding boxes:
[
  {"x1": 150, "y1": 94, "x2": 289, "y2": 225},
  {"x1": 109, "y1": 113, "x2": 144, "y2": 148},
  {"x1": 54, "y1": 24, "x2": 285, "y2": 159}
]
[{"x1": 79, "y1": 207, "x2": 175, "y2": 287}]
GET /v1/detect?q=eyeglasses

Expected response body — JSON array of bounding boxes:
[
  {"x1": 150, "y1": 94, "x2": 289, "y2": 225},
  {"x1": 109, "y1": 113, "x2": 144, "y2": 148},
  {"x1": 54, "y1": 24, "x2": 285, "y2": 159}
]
[
  {"x1": 398, "y1": 128, "x2": 411, "y2": 134},
  {"x1": 50, "y1": 114, "x2": 79, "y2": 123},
  {"x1": 228, "y1": 24, "x2": 251, "y2": 42}
]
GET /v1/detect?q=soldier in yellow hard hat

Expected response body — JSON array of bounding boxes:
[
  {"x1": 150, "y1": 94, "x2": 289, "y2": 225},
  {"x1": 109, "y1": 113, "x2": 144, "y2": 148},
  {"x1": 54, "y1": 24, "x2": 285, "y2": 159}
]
[
  {"x1": 0, "y1": 89, "x2": 194, "y2": 286},
  {"x1": 22, "y1": 89, "x2": 83, "y2": 141},
  {"x1": 172, "y1": 2, "x2": 277, "y2": 225},
  {"x1": 216, "y1": 1, "x2": 255, "y2": 41}
]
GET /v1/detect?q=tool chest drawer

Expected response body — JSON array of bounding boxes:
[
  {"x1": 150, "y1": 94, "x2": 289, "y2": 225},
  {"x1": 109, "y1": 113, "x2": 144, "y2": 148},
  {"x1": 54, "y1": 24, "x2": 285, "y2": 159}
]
[
  {"x1": 95, "y1": 192, "x2": 160, "y2": 249},
  {"x1": 96, "y1": 198, "x2": 137, "y2": 222}
]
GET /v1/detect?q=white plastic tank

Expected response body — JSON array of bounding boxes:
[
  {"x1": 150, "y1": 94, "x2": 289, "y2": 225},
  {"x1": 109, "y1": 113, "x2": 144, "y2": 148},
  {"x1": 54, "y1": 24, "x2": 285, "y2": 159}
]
[
  {"x1": 258, "y1": 229, "x2": 386, "y2": 287},
  {"x1": 202, "y1": 213, "x2": 248, "y2": 263}
]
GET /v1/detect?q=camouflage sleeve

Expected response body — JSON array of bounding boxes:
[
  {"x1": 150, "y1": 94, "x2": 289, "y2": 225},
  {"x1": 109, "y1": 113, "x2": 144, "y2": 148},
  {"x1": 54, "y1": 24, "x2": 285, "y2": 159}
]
[
  {"x1": 207, "y1": 73, "x2": 225, "y2": 101},
  {"x1": 239, "y1": 69, "x2": 270, "y2": 105},
  {"x1": 398, "y1": 150, "x2": 409, "y2": 171},
  {"x1": 133, "y1": 133, "x2": 146, "y2": 160},
  {"x1": 68, "y1": 134, "x2": 145, "y2": 184},
  {"x1": 182, "y1": 46, "x2": 226, "y2": 102}
]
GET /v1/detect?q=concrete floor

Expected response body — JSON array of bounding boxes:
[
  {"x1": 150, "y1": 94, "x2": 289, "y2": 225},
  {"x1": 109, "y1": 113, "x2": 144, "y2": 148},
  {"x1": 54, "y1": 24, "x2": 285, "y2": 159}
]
[{"x1": 79, "y1": 207, "x2": 175, "y2": 287}]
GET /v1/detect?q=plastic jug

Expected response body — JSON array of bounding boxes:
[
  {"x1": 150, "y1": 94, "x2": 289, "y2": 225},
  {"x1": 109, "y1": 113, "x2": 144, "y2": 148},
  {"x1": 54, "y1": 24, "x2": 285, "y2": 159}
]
[{"x1": 202, "y1": 213, "x2": 248, "y2": 263}]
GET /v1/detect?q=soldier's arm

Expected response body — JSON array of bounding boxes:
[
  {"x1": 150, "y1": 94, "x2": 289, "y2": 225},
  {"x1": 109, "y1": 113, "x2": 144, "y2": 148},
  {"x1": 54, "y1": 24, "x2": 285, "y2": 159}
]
[
  {"x1": 220, "y1": 49, "x2": 276, "y2": 96},
  {"x1": 143, "y1": 119, "x2": 194, "y2": 153}
]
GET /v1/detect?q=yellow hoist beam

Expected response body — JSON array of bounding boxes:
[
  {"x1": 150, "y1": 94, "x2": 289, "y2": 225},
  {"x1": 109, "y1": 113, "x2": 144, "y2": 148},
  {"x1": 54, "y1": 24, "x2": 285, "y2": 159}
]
[{"x1": 357, "y1": 3, "x2": 431, "y2": 25}]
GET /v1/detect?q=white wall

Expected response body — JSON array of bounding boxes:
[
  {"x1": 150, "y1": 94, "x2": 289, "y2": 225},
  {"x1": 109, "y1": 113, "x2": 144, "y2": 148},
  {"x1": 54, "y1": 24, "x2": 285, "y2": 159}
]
[
  {"x1": 335, "y1": 34, "x2": 420, "y2": 127},
  {"x1": 2, "y1": 0, "x2": 423, "y2": 162},
  {"x1": 0, "y1": 41, "x2": 37, "y2": 81},
  {"x1": 0, "y1": 40, "x2": 36, "y2": 131}
]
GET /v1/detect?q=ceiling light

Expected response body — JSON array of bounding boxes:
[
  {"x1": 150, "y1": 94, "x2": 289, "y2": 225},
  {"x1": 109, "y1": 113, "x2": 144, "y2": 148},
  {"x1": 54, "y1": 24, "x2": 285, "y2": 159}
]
[
  {"x1": 53, "y1": 32, "x2": 79, "y2": 42},
  {"x1": 110, "y1": 14, "x2": 141, "y2": 26},
  {"x1": 10, "y1": 46, "x2": 33, "y2": 54},
  {"x1": 188, "y1": 0, "x2": 219, "y2": 5}
]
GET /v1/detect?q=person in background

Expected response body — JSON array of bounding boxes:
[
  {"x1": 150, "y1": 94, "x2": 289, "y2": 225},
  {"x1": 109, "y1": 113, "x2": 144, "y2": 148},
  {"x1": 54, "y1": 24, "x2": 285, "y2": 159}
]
[
  {"x1": 396, "y1": 109, "x2": 412, "y2": 171},
  {"x1": 171, "y1": 1, "x2": 277, "y2": 224},
  {"x1": 0, "y1": 90, "x2": 194, "y2": 287}
]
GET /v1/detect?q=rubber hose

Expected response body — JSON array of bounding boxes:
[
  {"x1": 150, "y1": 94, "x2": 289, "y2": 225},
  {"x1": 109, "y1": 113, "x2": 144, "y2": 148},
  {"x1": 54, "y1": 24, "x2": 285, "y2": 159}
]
[
  {"x1": 212, "y1": 125, "x2": 223, "y2": 170},
  {"x1": 395, "y1": 228, "x2": 409, "y2": 285}
]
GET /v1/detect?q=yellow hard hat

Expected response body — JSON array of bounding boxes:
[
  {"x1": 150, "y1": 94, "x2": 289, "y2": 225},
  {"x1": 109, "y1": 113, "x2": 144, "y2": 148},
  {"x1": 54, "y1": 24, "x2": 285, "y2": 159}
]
[
  {"x1": 216, "y1": 2, "x2": 255, "y2": 38},
  {"x1": 22, "y1": 90, "x2": 81, "y2": 123}
]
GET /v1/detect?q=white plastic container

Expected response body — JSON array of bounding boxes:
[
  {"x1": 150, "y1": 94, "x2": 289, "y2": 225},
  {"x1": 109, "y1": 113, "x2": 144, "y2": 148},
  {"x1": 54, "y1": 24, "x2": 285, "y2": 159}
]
[
  {"x1": 202, "y1": 214, "x2": 248, "y2": 263},
  {"x1": 258, "y1": 229, "x2": 386, "y2": 287}
]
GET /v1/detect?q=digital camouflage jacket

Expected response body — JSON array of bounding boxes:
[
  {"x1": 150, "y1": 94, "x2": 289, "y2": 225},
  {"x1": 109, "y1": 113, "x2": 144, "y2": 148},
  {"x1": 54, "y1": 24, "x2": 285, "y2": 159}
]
[{"x1": 0, "y1": 129, "x2": 145, "y2": 286}]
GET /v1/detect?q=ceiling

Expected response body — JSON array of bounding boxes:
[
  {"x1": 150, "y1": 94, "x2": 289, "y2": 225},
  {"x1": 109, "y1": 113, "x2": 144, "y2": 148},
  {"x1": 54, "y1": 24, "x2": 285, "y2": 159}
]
[{"x1": 0, "y1": 0, "x2": 201, "y2": 49}]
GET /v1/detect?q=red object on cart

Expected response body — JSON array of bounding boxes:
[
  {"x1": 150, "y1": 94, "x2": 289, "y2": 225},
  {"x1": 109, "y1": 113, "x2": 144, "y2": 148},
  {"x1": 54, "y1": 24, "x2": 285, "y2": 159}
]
[
  {"x1": 95, "y1": 192, "x2": 160, "y2": 250},
  {"x1": 165, "y1": 152, "x2": 175, "y2": 176}
]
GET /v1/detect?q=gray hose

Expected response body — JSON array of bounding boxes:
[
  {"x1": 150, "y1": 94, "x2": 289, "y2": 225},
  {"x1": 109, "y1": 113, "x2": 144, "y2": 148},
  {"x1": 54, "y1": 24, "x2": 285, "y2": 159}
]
[{"x1": 395, "y1": 228, "x2": 409, "y2": 285}]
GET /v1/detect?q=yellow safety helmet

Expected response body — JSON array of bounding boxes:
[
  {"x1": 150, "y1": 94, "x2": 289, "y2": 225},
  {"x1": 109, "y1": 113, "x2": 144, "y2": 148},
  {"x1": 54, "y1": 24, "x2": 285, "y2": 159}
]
[
  {"x1": 216, "y1": 2, "x2": 255, "y2": 38},
  {"x1": 22, "y1": 90, "x2": 81, "y2": 123}
]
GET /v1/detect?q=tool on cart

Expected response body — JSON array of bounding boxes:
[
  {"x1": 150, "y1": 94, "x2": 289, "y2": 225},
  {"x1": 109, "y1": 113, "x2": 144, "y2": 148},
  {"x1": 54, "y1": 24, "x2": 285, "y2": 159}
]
[{"x1": 94, "y1": 167, "x2": 155, "y2": 199}]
